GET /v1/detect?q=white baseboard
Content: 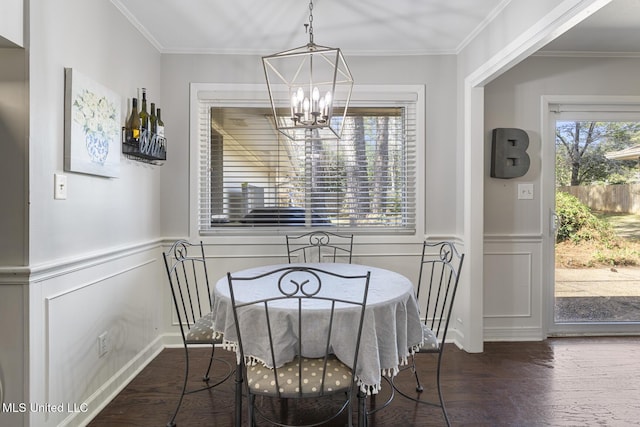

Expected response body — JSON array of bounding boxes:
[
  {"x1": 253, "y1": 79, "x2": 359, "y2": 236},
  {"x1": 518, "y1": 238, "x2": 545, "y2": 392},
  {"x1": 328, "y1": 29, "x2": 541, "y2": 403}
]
[
  {"x1": 60, "y1": 336, "x2": 165, "y2": 427},
  {"x1": 483, "y1": 326, "x2": 544, "y2": 342},
  {"x1": 60, "y1": 333, "x2": 222, "y2": 426}
]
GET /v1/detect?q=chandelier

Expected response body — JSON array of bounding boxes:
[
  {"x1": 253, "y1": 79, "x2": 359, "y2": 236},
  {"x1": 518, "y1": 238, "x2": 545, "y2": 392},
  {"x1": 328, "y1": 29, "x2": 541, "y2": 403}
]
[{"x1": 262, "y1": 0, "x2": 353, "y2": 141}]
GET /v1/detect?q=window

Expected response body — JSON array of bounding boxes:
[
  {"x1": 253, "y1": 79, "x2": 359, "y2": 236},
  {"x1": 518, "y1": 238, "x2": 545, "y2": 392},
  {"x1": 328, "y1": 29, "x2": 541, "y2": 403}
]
[{"x1": 192, "y1": 85, "x2": 421, "y2": 234}]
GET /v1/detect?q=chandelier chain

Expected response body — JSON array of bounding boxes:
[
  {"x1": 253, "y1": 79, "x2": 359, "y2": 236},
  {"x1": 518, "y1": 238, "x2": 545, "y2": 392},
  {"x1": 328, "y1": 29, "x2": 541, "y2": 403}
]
[{"x1": 308, "y1": 0, "x2": 314, "y2": 44}]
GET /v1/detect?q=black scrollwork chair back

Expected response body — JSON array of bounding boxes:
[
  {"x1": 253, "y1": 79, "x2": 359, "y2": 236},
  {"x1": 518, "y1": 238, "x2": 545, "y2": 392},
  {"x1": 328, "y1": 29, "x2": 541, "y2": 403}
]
[
  {"x1": 162, "y1": 240, "x2": 234, "y2": 427},
  {"x1": 227, "y1": 266, "x2": 370, "y2": 427},
  {"x1": 392, "y1": 241, "x2": 464, "y2": 427},
  {"x1": 286, "y1": 231, "x2": 354, "y2": 263}
]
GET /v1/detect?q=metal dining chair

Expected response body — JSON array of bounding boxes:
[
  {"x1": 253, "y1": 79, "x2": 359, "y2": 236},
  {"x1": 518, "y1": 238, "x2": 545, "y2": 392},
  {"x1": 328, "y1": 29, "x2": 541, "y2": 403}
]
[
  {"x1": 162, "y1": 240, "x2": 234, "y2": 427},
  {"x1": 391, "y1": 240, "x2": 464, "y2": 427},
  {"x1": 286, "y1": 231, "x2": 354, "y2": 263},
  {"x1": 227, "y1": 265, "x2": 371, "y2": 426}
]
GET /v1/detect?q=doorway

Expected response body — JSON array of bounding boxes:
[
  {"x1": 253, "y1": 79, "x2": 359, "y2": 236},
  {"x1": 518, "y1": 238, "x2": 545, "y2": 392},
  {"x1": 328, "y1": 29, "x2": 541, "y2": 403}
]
[{"x1": 546, "y1": 100, "x2": 640, "y2": 335}]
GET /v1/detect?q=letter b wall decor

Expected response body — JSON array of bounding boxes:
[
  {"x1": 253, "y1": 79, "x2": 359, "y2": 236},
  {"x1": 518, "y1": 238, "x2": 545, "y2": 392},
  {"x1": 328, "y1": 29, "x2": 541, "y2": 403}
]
[{"x1": 490, "y1": 128, "x2": 530, "y2": 179}]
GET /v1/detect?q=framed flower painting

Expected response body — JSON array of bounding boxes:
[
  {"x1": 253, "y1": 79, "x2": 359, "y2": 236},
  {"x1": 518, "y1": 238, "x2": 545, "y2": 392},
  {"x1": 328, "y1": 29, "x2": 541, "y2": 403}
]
[{"x1": 64, "y1": 68, "x2": 121, "y2": 177}]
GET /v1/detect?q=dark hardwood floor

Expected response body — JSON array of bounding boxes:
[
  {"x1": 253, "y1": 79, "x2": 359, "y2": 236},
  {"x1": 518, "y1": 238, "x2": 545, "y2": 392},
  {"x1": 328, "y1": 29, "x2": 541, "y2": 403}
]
[{"x1": 88, "y1": 337, "x2": 640, "y2": 426}]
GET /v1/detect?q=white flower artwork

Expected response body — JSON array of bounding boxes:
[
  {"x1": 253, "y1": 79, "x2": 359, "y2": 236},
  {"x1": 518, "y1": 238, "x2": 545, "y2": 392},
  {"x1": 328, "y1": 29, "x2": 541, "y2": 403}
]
[{"x1": 64, "y1": 68, "x2": 121, "y2": 177}]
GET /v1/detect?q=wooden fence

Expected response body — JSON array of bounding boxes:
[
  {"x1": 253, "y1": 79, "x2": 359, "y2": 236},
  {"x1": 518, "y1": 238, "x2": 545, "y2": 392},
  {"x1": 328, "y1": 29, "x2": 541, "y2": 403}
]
[{"x1": 558, "y1": 184, "x2": 640, "y2": 214}]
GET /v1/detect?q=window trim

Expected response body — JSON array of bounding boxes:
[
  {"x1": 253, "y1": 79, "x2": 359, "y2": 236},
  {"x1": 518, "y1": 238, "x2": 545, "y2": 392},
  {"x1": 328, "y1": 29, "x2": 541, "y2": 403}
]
[{"x1": 189, "y1": 83, "x2": 426, "y2": 242}]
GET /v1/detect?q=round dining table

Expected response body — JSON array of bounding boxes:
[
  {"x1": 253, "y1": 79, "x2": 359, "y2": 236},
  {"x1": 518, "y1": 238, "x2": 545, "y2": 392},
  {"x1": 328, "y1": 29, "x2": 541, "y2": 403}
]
[{"x1": 212, "y1": 262, "x2": 424, "y2": 395}]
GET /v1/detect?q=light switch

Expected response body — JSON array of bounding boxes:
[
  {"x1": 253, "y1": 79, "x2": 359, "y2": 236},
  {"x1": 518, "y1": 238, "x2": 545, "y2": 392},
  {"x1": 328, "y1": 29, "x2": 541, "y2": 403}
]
[
  {"x1": 54, "y1": 174, "x2": 67, "y2": 200},
  {"x1": 518, "y1": 183, "x2": 533, "y2": 200}
]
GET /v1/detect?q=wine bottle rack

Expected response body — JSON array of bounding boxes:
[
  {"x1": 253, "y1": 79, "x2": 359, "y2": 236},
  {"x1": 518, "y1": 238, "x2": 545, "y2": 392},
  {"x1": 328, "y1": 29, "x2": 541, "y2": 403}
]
[{"x1": 122, "y1": 128, "x2": 166, "y2": 165}]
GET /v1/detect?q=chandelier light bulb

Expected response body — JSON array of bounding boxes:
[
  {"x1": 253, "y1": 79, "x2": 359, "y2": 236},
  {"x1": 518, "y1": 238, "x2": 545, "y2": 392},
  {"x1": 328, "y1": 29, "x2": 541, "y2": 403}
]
[
  {"x1": 319, "y1": 98, "x2": 326, "y2": 122},
  {"x1": 303, "y1": 97, "x2": 310, "y2": 123},
  {"x1": 291, "y1": 94, "x2": 298, "y2": 118},
  {"x1": 289, "y1": 87, "x2": 333, "y2": 125},
  {"x1": 325, "y1": 91, "x2": 332, "y2": 118}
]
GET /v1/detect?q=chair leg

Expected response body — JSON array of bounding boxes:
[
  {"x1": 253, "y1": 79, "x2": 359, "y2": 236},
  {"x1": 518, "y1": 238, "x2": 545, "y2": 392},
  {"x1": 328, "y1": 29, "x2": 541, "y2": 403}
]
[
  {"x1": 202, "y1": 343, "x2": 215, "y2": 382},
  {"x1": 357, "y1": 389, "x2": 366, "y2": 427},
  {"x1": 248, "y1": 394, "x2": 255, "y2": 427},
  {"x1": 167, "y1": 345, "x2": 190, "y2": 427},
  {"x1": 436, "y1": 357, "x2": 450, "y2": 427},
  {"x1": 234, "y1": 364, "x2": 243, "y2": 427},
  {"x1": 279, "y1": 398, "x2": 289, "y2": 419},
  {"x1": 412, "y1": 355, "x2": 424, "y2": 392}
]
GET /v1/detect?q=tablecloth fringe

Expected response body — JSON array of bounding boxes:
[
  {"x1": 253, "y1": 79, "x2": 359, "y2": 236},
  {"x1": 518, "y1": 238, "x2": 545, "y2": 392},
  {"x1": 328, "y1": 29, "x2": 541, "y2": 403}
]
[
  {"x1": 410, "y1": 343, "x2": 422, "y2": 355},
  {"x1": 382, "y1": 366, "x2": 400, "y2": 378},
  {"x1": 356, "y1": 376, "x2": 381, "y2": 395},
  {"x1": 222, "y1": 339, "x2": 237, "y2": 353},
  {"x1": 223, "y1": 339, "x2": 275, "y2": 368},
  {"x1": 243, "y1": 354, "x2": 273, "y2": 368}
]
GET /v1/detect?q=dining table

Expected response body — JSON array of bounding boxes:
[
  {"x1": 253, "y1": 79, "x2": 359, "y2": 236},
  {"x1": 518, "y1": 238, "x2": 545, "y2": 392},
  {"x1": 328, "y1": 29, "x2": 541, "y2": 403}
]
[{"x1": 212, "y1": 262, "x2": 424, "y2": 425}]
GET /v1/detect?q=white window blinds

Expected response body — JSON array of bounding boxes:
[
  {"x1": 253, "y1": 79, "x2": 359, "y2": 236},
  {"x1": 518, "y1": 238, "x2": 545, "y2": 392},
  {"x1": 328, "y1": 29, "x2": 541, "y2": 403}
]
[{"x1": 196, "y1": 98, "x2": 417, "y2": 233}]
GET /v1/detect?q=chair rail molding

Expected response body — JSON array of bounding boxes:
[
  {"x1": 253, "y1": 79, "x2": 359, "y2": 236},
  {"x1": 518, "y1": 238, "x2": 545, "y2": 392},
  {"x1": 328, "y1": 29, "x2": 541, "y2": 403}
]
[{"x1": 0, "y1": 239, "x2": 164, "y2": 285}]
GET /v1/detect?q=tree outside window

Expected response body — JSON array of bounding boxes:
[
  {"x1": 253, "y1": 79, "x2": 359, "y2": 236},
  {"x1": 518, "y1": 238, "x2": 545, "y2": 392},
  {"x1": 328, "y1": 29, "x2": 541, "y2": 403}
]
[{"x1": 555, "y1": 121, "x2": 640, "y2": 186}]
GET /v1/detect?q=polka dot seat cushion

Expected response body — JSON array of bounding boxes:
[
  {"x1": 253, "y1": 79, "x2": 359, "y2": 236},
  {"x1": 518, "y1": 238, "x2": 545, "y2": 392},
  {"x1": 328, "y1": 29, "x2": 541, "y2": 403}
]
[
  {"x1": 418, "y1": 325, "x2": 439, "y2": 352},
  {"x1": 185, "y1": 312, "x2": 222, "y2": 344},
  {"x1": 246, "y1": 355, "x2": 353, "y2": 398}
]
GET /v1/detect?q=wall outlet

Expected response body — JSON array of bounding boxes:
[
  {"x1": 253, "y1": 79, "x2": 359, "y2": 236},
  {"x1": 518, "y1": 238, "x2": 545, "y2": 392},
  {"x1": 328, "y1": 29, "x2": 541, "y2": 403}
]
[
  {"x1": 54, "y1": 173, "x2": 67, "y2": 200},
  {"x1": 98, "y1": 332, "x2": 109, "y2": 357}
]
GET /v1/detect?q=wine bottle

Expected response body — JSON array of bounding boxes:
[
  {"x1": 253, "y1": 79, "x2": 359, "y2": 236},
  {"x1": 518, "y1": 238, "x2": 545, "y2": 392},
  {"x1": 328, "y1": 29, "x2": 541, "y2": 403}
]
[
  {"x1": 124, "y1": 100, "x2": 133, "y2": 141},
  {"x1": 149, "y1": 102, "x2": 157, "y2": 135},
  {"x1": 126, "y1": 97, "x2": 140, "y2": 142},
  {"x1": 156, "y1": 108, "x2": 165, "y2": 137},
  {"x1": 139, "y1": 88, "x2": 149, "y2": 139}
]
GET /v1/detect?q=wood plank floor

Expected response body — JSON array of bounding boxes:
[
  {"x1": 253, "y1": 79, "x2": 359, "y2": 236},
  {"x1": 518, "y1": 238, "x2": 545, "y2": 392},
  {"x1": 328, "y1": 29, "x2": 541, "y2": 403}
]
[{"x1": 88, "y1": 337, "x2": 640, "y2": 426}]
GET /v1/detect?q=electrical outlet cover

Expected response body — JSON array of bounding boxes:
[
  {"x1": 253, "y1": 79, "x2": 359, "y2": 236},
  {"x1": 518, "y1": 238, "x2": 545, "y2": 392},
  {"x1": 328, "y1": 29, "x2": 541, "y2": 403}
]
[
  {"x1": 98, "y1": 332, "x2": 108, "y2": 357},
  {"x1": 54, "y1": 174, "x2": 67, "y2": 199}
]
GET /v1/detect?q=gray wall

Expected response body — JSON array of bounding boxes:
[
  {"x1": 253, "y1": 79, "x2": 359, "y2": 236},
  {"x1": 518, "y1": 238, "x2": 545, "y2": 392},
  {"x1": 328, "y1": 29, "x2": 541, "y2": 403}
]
[
  {"x1": 28, "y1": 0, "x2": 163, "y2": 264},
  {"x1": 0, "y1": 48, "x2": 27, "y2": 266}
]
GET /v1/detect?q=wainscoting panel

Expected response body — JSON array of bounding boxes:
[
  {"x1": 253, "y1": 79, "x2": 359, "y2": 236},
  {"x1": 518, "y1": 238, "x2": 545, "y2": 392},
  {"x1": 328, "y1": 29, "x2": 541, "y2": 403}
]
[
  {"x1": 483, "y1": 236, "x2": 544, "y2": 341},
  {"x1": 28, "y1": 243, "x2": 165, "y2": 427},
  {"x1": 484, "y1": 252, "x2": 532, "y2": 317}
]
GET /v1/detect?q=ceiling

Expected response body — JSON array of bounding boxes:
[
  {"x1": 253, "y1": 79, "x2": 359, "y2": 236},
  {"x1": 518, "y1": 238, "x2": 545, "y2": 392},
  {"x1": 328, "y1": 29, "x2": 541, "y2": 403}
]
[
  {"x1": 540, "y1": 0, "x2": 640, "y2": 54},
  {"x1": 111, "y1": 0, "x2": 640, "y2": 56}
]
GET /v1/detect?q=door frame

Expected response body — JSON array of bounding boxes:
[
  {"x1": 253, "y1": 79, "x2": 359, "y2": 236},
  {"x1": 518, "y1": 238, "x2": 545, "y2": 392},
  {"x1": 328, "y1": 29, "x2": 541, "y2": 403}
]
[{"x1": 542, "y1": 95, "x2": 640, "y2": 336}]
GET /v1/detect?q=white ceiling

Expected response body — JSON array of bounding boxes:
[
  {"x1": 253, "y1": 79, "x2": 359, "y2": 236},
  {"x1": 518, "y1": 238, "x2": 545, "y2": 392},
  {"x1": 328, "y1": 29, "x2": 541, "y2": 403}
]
[
  {"x1": 111, "y1": 0, "x2": 640, "y2": 56},
  {"x1": 540, "y1": 0, "x2": 640, "y2": 54},
  {"x1": 111, "y1": 0, "x2": 510, "y2": 55}
]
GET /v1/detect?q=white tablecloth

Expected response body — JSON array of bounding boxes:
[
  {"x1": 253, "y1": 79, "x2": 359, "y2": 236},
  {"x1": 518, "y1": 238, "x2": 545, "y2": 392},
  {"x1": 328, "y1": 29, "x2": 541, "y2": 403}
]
[{"x1": 213, "y1": 263, "x2": 424, "y2": 393}]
